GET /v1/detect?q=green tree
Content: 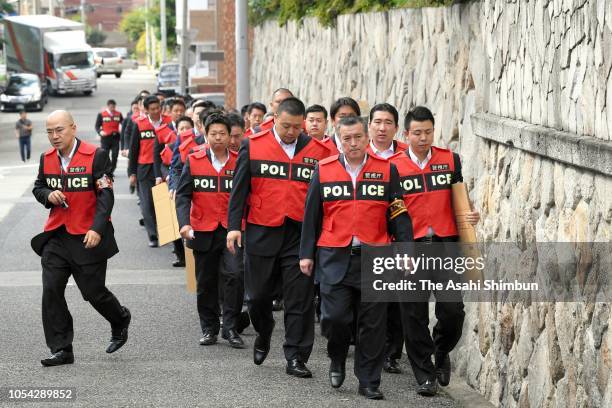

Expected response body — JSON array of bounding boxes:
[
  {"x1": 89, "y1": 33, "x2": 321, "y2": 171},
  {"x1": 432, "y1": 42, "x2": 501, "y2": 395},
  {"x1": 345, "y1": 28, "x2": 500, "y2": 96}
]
[
  {"x1": 87, "y1": 27, "x2": 107, "y2": 46},
  {"x1": 0, "y1": 1, "x2": 15, "y2": 14},
  {"x1": 119, "y1": 8, "x2": 147, "y2": 43}
]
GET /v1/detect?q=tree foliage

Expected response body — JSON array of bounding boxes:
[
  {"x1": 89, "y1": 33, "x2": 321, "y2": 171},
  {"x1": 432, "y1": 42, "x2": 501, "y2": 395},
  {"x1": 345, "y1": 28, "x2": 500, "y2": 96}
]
[
  {"x1": 86, "y1": 27, "x2": 107, "y2": 46},
  {"x1": 249, "y1": 0, "x2": 459, "y2": 26},
  {"x1": 119, "y1": 0, "x2": 176, "y2": 50}
]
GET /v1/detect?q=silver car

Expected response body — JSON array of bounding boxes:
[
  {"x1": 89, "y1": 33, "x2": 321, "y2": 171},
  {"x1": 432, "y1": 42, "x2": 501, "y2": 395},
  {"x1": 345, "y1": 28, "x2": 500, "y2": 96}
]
[{"x1": 93, "y1": 48, "x2": 123, "y2": 78}]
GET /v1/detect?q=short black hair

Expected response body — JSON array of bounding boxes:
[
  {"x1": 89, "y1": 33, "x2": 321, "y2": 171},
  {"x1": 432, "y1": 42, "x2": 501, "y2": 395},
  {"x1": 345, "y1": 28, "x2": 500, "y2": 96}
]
[
  {"x1": 191, "y1": 99, "x2": 216, "y2": 110},
  {"x1": 227, "y1": 113, "x2": 245, "y2": 130},
  {"x1": 199, "y1": 107, "x2": 224, "y2": 128},
  {"x1": 240, "y1": 104, "x2": 249, "y2": 116},
  {"x1": 404, "y1": 106, "x2": 435, "y2": 131},
  {"x1": 277, "y1": 97, "x2": 306, "y2": 117},
  {"x1": 330, "y1": 97, "x2": 360, "y2": 120},
  {"x1": 107, "y1": 99, "x2": 117, "y2": 106},
  {"x1": 336, "y1": 116, "x2": 367, "y2": 135},
  {"x1": 204, "y1": 112, "x2": 231, "y2": 134},
  {"x1": 131, "y1": 98, "x2": 139, "y2": 106},
  {"x1": 170, "y1": 98, "x2": 186, "y2": 110},
  {"x1": 19, "y1": 109, "x2": 26, "y2": 114},
  {"x1": 154, "y1": 91, "x2": 165, "y2": 98},
  {"x1": 369, "y1": 103, "x2": 399, "y2": 126},
  {"x1": 139, "y1": 90, "x2": 151, "y2": 97},
  {"x1": 247, "y1": 102, "x2": 267, "y2": 115},
  {"x1": 143, "y1": 95, "x2": 160, "y2": 109},
  {"x1": 176, "y1": 115, "x2": 194, "y2": 129},
  {"x1": 306, "y1": 104, "x2": 328, "y2": 120}
]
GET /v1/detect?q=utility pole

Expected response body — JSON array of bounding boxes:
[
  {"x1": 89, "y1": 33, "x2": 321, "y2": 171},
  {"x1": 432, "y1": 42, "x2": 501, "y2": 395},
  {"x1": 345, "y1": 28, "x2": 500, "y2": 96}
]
[
  {"x1": 235, "y1": 0, "x2": 249, "y2": 109},
  {"x1": 160, "y1": 0, "x2": 167, "y2": 63},
  {"x1": 80, "y1": 0, "x2": 85, "y2": 24},
  {"x1": 179, "y1": 0, "x2": 189, "y2": 95},
  {"x1": 145, "y1": 0, "x2": 151, "y2": 67},
  {"x1": 151, "y1": 28, "x2": 157, "y2": 68}
]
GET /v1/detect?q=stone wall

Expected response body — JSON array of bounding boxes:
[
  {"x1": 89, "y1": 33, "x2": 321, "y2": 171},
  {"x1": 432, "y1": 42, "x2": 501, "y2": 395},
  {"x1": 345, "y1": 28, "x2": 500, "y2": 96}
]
[{"x1": 251, "y1": 1, "x2": 612, "y2": 407}]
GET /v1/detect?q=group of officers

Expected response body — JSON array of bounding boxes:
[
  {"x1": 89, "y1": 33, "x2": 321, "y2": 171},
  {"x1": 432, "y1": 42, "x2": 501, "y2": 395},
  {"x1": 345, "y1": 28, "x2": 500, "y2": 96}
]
[{"x1": 32, "y1": 86, "x2": 480, "y2": 401}]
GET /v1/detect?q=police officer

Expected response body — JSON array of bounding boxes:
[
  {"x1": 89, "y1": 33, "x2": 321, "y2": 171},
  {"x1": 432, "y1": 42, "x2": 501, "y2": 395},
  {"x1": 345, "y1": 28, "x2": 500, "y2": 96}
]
[
  {"x1": 128, "y1": 95, "x2": 172, "y2": 247},
  {"x1": 95, "y1": 99, "x2": 123, "y2": 175},
  {"x1": 391, "y1": 106, "x2": 479, "y2": 396},
  {"x1": 328, "y1": 97, "x2": 361, "y2": 153},
  {"x1": 175, "y1": 113, "x2": 245, "y2": 348},
  {"x1": 227, "y1": 97, "x2": 330, "y2": 377},
  {"x1": 366, "y1": 103, "x2": 408, "y2": 375},
  {"x1": 299, "y1": 116, "x2": 412, "y2": 400},
  {"x1": 32, "y1": 110, "x2": 131, "y2": 366}
]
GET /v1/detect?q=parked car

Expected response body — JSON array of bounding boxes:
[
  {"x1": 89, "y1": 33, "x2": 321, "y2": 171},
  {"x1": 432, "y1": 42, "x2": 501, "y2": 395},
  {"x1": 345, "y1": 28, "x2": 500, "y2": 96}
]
[
  {"x1": 93, "y1": 48, "x2": 123, "y2": 78},
  {"x1": 0, "y1": 73, "x2": 47, "y2": 112},
  {"x1": 113, "y1": 48, "x2": 138, "y2": 70},
  {"x1": 157, "y1": 62, "x2": 180, "y2": 94}
]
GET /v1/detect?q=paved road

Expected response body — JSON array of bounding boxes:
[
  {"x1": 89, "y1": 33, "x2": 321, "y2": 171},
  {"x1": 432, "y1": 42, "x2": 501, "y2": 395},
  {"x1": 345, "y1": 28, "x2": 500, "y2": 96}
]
[{"x1": 0, "y1": 69, "x2": 469, "y2": 407}]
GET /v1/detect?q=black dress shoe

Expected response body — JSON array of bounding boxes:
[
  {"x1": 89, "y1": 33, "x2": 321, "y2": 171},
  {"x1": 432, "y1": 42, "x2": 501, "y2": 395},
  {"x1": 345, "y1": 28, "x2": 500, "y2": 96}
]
[
  {"x1": 417, "y1": 379, "x2": 438, "y2": 397},
  {"x1": 253, "y1": 333, "x2": 271, "y2": 365},
  {"x1": 199, "y1": 330, "x2": 218, "y2": 346},
  {"x1": 286, "y1": 359, "x2": 312, "y2": 378},
  {"x1": 138, "y1": 218, "x2": 144, "y2": 226},
  {"x1": 41, "y1": 350, "x2": 74, "y2": 367},
  {"x1": 435, "y1": 353, "x2": 451, "y2": 386},
  {"x1": 358, "y1": 386, "x2": 384, "y2": 400},
  {"x1": 236, "y1": 311, "x2": 250, "y2": 334},
  {"x1": 148, "y1": 240, "x2": 159, "y2": 248},
  {"x1": 172, "y1": 258, "x2": 185, "y2": 267},
  {"x1": 329, "y1": 359, "x2": 345, "y2": 388},
  {"x1": 106, "y1": 307, "x2": 131, "y2": 353},
  {"x1": 222, "y1": 329, "x2": 245, "y2": 349},
  {"x1": 383, "y1": 357, "x2": 402, "y2": 374}
]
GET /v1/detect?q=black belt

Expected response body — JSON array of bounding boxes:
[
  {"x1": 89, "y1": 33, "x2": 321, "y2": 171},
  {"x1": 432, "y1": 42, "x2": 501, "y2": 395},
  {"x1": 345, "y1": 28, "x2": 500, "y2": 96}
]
[
  {"x1": 350, "y1": 246, "x2": 361, "y2": 255},
  {"x1": 416, "y1": 235, "x2": 442, "y2": 244}
]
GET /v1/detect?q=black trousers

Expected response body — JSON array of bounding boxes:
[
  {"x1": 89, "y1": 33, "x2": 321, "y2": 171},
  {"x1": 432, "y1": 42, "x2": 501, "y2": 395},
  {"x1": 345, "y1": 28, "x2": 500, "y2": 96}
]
[
  {"x1": 100, "y1": 133, "x2": 120, "y2": 175},
  {"x1": 41, "y1": 234, "x2": 128, "y2": 353},
  {"x1": 244, "y1": 239, "x2": 314, "y2": 362},
  {"x1": 194, "y1": 228, "x2": 244, "y2": 335},
  {"x1": 136, "y1": 168, "x2": 157, "y2": 240},
  {"x1": 399, "y1": 237, "x2": 465, "y2": 384},
  {"x1": 18, "y1": 136, "x2": 31, "y2": 161},
  {"x1": 320, "y1": 254, "x2": 387, "y2": 388},
  {"x1": 385, "y1": 302, "x2": 404, "y2": 361}
]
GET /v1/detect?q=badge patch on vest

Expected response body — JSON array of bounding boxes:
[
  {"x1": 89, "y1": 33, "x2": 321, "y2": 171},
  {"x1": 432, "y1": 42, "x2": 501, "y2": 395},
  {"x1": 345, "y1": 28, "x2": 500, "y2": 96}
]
[
  {"x1": 68, "y1": 166, "x2": 86, "y2": 173},
  {"x1": 400, "y1": 175, "x2": 426, "y2": 195},
  {"x1": 224, "y1": 169, "x2": 234, "y2": 176},
  {"x1": 425, "y1": 171, "x2": 453, "y2": 191},
  {"x1": 193, "y1": 176, "x2": 218, "y2": 192},
  {"x1": 356, "y1": 181, "x2": 389, "y2": 201},
  {"x1": 251, "y1": 160, "x2": 290, "y2": 179},
  {"x1": 302, "y1": 157, "x2": 318, "y2": 165},
  {"x1": 321, "y1": 181, "x2": 353, "y2": 201},
  {"x1": 363, "y1": 172, "x2": 383, "y2": 180},
  {"x1": 430, "y1": 163, "x2": 449, "y2": 171},
  {"x1": 103, "y1": 117, "x2": 111, "y2": 122}
]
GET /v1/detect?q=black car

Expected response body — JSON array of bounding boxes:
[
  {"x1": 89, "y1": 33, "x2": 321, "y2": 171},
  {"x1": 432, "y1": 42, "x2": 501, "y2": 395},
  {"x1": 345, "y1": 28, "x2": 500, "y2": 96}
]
[{"x1": 1, "y1": 73, "x2": 48, "y2": 112}]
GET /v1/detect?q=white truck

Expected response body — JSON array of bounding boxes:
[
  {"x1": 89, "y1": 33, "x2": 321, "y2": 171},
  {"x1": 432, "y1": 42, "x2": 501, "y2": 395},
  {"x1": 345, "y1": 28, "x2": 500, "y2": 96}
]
[{"x1": 3, "y1": 15, "x2": 97, "y2": 95}]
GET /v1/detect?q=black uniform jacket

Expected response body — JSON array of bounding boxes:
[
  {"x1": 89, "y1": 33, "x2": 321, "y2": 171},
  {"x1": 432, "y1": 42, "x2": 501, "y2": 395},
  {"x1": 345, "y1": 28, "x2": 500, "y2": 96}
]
[{"x1": 31, "y1": 139, "x2": 119, "y2": 265}]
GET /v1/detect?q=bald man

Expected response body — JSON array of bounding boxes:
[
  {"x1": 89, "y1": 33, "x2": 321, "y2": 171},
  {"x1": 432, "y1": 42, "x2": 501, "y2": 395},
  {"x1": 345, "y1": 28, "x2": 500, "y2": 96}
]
[{"x1": 32, "y1": 110, "x2": 131, "y2": 367}]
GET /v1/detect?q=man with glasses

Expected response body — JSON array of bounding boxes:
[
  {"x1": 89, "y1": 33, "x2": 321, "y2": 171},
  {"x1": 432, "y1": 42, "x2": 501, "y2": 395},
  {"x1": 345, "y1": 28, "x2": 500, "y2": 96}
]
[{"x1": 32, "y1": 110, "x2": 131, "y2": 367}]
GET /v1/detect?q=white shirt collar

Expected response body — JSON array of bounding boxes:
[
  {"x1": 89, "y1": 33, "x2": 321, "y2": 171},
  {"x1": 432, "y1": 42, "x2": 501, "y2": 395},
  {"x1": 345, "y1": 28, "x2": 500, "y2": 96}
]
[
  {"x1": 209, "y1": 148, "x2": 229, "y2": 172},
  {"x1": 148, "y1": 114, "x2": 162, "y2": 128},
  {"x1": 408, "y1": 145, "x2": 432, "y2": 170},
  {"x1": 343, "y1": 153, "x2": 368, "y2": 180},
  {"x1": 57, "y1": 139, "x2": 78, "y2": 171},
  {"x1": 369, "y1": 140, "x2": 395, "y2": 159},
  {"x1": 273, "y1": 127, "x2": 297, "y2": 159}
]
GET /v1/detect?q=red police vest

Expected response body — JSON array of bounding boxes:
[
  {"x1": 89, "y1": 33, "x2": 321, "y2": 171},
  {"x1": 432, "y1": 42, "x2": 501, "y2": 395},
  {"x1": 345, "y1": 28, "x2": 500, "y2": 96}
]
[
  {"x1": 317, "y1": 154, "x2": 391, "y2": 247},
  {"x1": 189, "y1": 149, "x2": 237, "y2": 231},
  {"x1": 100, "y1": 109, "x2": 121, "y2": 135},
  {"x1": 136, "y1": 116, "x2": 172, "y2": 165},
  {"x1": 179, "y1": 136, "x2": 201, "y2": 163},
  {"x1": 391, "y1": 146, "x2": 458, "y2": 239},
  {"x1": 366, "y1": 139, "x2": 409, "y2": 159},
  {"x1": 248, "y1": 130, "x2": 330, "y2": 226},
  {"x1": 322, "y1": 136, "x2": 339, "y2": 156},
  {"x1": 42, "y1": 141, "x2": 98, "y2": 235},
  {"x1": 157, "y1": 124, "x2": 177, "y2": 166}
]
